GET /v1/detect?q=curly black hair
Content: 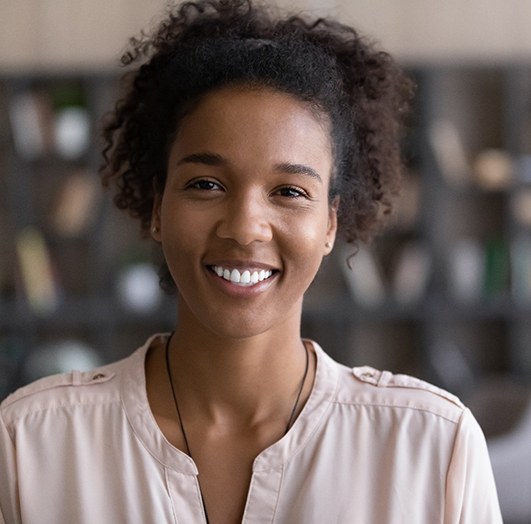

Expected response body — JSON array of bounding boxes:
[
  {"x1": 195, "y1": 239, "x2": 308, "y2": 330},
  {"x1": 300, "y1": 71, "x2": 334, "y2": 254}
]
[{"x1": 101, "y1": 0, "x2": 413, "y2": 291}]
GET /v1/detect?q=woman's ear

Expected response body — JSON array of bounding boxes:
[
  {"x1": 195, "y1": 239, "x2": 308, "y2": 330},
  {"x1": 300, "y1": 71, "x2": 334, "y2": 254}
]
[{"x1": 324, "y1": 196, "x2": 339, "y2": 256}]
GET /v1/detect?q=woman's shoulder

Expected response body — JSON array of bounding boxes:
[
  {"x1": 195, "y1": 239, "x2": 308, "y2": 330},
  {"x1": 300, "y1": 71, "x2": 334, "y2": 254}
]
[
  {"x1": 0, "y1": 335, "x2": 160, "y2": 427},
  {"x1": 311, "y1": 341, "x2": 467, "y2": 422},
  {"x1": 0, "y1": 354, "x2": 132, "y2": 430},
  {"x1": 316, "y1": 345, "x2": 466, "y2": 425}
]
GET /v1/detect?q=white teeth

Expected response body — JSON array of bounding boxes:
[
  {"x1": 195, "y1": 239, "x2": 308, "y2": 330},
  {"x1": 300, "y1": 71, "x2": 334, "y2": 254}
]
[
  {"x1": 211, "y1": 265, "x2": 273, "y2": 286},
  {"x1": 230, "y1": 269, "x2": 240, "y2": 283}
]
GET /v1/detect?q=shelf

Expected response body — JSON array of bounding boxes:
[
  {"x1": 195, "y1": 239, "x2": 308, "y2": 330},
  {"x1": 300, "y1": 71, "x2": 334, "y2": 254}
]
[
  {"x1": 0, "y1": 297, "x2": 177, "y2": 330},
  {"x1": 303, "y1": 294, "x2": 526, "y2": 323}
]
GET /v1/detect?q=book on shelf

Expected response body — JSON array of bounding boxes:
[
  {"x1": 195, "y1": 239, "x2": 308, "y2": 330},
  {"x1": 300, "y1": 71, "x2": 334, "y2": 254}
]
[
  {"x1": 15, "y1": 227, "x2": 61, "y2": 315},
  {"x1": 511, "y1": 189, "x2": 531, "y2": 229},
  {"x1": 392, "y1": 242, "x2": 431, "y2": 304},
  {"x1": 517, "y1": 155, "x2": 531, "y2": 184},
  {"x1": 339, "y1": 245, "x2": 385, "y2": 307},
  {"x1": 448, "y1": 238, "x2": 485, "y2": 302},
  {"x1": 511, "y1": 235, "x2": 531, "y2": 303},
  {"x1": 428, "y1": 119, "x2": 470, "y2": 187},
  {"x1": 8, "y1": 91, "x2": 53, "y2": 160},
  {"x1": 53, "y1": 169, "x2": 100, "y2": 237},
  {"x1": 448, "y1": 237, "x2": 511, "y2": 302},
  {"x1": 484, "y1": 237, "x2": 510, "y2": 298},
  {"x1": 340, "y1": 241, "x2": 432, "y2": 307}
]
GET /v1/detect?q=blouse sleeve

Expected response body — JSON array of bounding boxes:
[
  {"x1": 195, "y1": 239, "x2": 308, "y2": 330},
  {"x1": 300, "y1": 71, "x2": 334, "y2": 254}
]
[
  {"x1": 445, "y1": 408, "x2": 503, "y2": 524},
  {"x1": 0, "y1": 408, "x2": 20, "y2": 524}
]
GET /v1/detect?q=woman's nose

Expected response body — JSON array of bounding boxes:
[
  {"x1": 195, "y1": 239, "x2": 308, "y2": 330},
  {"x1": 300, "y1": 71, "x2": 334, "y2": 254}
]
[{"x1": 215, "y1": 193, "x2": 273, "y2": 245}]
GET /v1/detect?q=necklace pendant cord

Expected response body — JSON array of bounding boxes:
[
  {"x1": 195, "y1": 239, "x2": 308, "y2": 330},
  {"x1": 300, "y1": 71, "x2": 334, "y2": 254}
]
[
  {"x1": 165, "y1": 332, "x2": 208, "y2": 521},
  {"x1": 284, "y1": 340, "x2": 310, "y2": 434},
  {"x1": 164, "y1": 333, "x2": 310, "y2": 523}
]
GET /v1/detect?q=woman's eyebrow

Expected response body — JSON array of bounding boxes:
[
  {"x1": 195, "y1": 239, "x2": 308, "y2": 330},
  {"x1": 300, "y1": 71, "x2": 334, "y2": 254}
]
[
  {"x1": 176, "y1": 152, "x2": 225, "y2": 166},
  {"x1": 275, "y1": 162, "x2": 322, "y2": 183},
  {"x1": 176, "y1": 154, "x2": 322, "y2": 183}
]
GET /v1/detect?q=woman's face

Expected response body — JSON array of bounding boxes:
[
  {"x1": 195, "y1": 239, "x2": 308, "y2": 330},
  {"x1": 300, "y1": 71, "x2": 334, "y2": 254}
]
[{"x1": 152, "y1": 86, "x2": 337, "y2": 340}]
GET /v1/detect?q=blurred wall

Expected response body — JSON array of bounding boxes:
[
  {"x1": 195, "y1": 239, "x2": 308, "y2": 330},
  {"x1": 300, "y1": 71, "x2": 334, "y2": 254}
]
[{"x1": 1, "y1": 0, "x2": 531, "y2": 71}]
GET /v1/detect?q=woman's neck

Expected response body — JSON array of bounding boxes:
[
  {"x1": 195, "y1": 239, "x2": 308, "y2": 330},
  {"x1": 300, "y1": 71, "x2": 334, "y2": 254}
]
[{"x1": 167, "y1": 319, "x2": 310, "y2": 428}]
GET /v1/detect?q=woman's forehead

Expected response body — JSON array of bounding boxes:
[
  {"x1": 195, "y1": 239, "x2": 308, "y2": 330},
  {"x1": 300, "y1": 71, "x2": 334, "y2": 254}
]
[{"x1": 169, "y1": 86, "x2": 334, "y2": 176}]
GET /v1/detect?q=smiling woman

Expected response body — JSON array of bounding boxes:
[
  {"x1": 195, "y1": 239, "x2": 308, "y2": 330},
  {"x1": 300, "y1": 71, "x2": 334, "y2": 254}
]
[{"x1": 0, "y1": 1, "x2": 502, "y2": 523}]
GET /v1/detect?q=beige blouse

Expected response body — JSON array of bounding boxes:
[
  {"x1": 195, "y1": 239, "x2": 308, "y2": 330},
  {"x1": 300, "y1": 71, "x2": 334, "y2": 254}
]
[{"x1": 0, "y1": 335, "x2": 502, "y2": 523}]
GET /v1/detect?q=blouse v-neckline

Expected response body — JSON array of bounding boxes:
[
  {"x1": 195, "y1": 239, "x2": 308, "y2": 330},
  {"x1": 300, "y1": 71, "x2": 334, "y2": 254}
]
[{"x1": 120, "y1": 334, "x2": 339, "y2": 474}]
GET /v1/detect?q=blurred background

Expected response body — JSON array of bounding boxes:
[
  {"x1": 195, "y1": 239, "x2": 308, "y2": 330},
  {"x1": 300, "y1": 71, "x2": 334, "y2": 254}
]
[{"x1": 1, "y1": 0, "x2": 531, "y2": 521}]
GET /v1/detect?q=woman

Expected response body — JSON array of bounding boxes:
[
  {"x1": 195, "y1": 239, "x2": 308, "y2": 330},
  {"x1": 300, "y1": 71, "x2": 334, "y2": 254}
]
[{"x1": 0, "y1": 1, "x2": 502, "y2": 522}]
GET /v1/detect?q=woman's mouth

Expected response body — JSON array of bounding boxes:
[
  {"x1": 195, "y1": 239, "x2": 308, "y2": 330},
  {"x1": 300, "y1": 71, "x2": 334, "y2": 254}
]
[{"x1": 209, "y1": 265, "x2": 275, "y2": 287}]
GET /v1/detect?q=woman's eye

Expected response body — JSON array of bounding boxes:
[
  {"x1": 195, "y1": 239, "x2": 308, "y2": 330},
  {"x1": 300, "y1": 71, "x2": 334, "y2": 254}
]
[
  {"x1": 187, "y1": 179, "x2": 222, "y2": 191},
  {"x1": 276, "y1": 186, "x2": 307, "y2": 198}
]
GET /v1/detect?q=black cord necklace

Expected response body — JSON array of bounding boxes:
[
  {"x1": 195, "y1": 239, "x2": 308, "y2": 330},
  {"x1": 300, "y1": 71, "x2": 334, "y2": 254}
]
[{"x1": 164, "y1": 332, "x2": 310, "y2": 523}]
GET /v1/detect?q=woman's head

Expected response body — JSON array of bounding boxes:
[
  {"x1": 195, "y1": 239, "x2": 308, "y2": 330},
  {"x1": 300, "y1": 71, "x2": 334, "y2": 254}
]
[
  {"x1": 101, "y1": 0, "x2": 413, "y2": 292},
  {"x1": 151, "y1": 86, "x2": 338, "y2": 337}
]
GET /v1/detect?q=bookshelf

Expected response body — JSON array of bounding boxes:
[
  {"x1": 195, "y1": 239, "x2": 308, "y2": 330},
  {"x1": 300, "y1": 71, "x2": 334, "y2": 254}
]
[
  {"x1": 0, "y1": 73, "x2": 176, "y2": 396},
  {"x1": 1, "y1": 66, "x2": 531, "y2": 401},
  {"x1": 304, "y1": 65, "x2": 531, "y2": 396}
]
